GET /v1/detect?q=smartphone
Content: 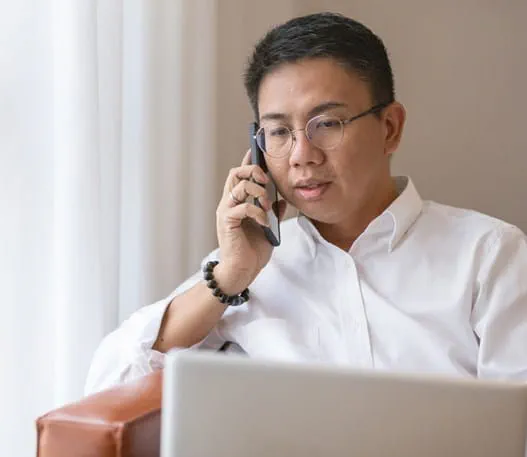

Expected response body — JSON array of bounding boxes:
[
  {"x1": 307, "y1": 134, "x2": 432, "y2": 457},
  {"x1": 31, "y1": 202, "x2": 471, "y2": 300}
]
[{"x1": 249, "y1": 122, "x2": 281, "y2": 246}]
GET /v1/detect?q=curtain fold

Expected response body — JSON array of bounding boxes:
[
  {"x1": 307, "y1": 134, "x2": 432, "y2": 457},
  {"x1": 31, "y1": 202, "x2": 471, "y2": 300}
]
[{"x1": 0, "y1": 1, "x2": 219, "y2": 455}]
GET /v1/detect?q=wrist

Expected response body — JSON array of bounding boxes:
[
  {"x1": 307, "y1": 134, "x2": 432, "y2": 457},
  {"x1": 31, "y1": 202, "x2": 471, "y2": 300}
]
[
  {"x1": 203, "y1": 261, "x2": 250, "y2": 306},
  {"x1": 211, "y1": 262, "x2": 249, "y2": 296}
]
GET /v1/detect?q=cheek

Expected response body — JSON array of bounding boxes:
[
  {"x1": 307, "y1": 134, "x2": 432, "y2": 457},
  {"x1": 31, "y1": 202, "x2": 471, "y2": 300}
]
[
  {"x1": 331, "y1": 129, "x2": 385, "y2": 187},
  {"x1": 342, "y1": 125, "x2": 385, "y2": 165},
  {"x1": 267, "y1": 160, "x2": 290, "y2": 195},
  {"x1": 361, "y1": 121, "x2": 386, "y2": 152}
]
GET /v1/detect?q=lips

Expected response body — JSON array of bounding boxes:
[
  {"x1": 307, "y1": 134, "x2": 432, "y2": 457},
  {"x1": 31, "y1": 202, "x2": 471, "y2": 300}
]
[{"x1": 294, "y1": 180, "x2": 331, "y2": 201}]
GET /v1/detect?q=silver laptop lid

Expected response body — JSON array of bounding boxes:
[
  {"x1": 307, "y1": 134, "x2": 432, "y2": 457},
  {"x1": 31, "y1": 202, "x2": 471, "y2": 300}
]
[{"x1": 162, "y1": 351, "x2": 527, "y2": 457}]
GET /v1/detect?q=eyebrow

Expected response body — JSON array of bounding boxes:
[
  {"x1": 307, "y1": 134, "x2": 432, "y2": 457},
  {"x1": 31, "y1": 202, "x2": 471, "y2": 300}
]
[{"x1": 260, "y1": 101, "x2": 348, "y2": 122}]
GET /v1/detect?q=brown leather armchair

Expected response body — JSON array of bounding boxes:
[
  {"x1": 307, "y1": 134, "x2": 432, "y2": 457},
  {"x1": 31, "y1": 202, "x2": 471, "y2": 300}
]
[{"x1": 36, "y1": 370, "x2": 163, "y2": 457}]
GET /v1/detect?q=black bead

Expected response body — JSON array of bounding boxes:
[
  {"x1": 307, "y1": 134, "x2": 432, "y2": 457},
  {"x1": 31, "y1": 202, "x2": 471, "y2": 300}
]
[
  {"x1": 229, "y1": 296, "x2": 244, "y2": 307},
  {"x1": 203, "y1": 260, "x2": 218, "y2": 272},
  {"x1": 204, "y1": 272, "x2": 214, "y2": 280},
  {"x1": 201, "y1": 260, "x2": 250, "y2": 307}
]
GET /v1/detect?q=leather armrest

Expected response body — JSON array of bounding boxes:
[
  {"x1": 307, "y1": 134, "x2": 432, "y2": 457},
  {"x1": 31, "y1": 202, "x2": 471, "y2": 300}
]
[{"x1": 36, "y1": 370, "x2": 163, "y2": 457}]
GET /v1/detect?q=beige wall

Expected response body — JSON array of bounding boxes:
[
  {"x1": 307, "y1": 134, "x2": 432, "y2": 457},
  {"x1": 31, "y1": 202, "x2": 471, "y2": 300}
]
[
  {"x1": 214, "y1": 0, "x2": 298, "y2": 208},
  {"x1": 215, "y1": 0, "x2": 527, "y2": 231}
]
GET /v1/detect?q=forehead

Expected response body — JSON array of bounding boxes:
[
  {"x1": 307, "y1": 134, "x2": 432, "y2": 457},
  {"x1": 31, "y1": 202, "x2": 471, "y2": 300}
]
[{"x1": 257, "y1": 57, "x2": 371, "y2": 118}]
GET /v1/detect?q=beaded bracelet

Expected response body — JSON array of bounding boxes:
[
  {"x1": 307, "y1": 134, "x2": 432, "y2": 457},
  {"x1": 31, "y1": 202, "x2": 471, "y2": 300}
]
[{"x1": 202, "y1": 261, "x2": 249, "y2": 307}]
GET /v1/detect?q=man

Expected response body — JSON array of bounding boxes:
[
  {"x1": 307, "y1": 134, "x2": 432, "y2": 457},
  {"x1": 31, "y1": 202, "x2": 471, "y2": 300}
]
[{"x1": 85, "y1": 12, "x2": 527, "y2": 395}]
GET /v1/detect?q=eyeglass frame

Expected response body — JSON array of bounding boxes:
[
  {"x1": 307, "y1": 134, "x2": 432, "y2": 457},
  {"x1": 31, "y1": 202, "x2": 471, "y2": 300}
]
[{"x1": 255, "y1": 100, "x2": 393, "y2": 157}]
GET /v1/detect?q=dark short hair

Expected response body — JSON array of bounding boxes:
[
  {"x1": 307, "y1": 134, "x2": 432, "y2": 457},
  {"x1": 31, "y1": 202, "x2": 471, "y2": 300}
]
[{"x1": 244, "y1": 12, "x2": 395, "y2": 118}]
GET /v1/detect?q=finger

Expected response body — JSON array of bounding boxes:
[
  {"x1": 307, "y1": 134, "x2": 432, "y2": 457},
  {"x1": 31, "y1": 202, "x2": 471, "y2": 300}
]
[
  {"x1": 241, "y1": 149, "x2": 251, "y2": 166},
  {"x1": 258, "y1": 195, "x2": 272, "y2": 212},
  {"x1": 239, "y1": 179, "x2": 268, "y2": 199},
  {"x1": 230, "y1": 193, "x2": 270, "y2": 213},
  {"x1": 226, "y1": 180, "x2": 269, "y2": 209},
  {"x1": 223, "y1": 165, "x2": 268, "y2": 194},
  {"x1": 225, "y1": 202, "x2": 269, "y2": 228},
  {"x1": 232, "y1": 165, "x2": 267, "y2": 184}
]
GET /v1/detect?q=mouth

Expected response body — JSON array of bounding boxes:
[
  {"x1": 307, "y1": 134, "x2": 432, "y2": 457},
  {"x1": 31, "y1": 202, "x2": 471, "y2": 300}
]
[{"x1": 294, "y1": 181, "x2": 331, "y2": 201}]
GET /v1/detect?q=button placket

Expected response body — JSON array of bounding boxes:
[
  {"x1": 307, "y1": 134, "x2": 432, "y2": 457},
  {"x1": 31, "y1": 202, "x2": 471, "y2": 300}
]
[{"x1": 338, "y1": 253, "x2": 373, "y2": 368}]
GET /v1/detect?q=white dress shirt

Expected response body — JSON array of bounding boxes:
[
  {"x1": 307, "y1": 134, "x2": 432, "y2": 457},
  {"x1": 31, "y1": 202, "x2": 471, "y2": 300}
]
[{"x1": 85, "y1": 177, "x2": 527, "y2": 395}]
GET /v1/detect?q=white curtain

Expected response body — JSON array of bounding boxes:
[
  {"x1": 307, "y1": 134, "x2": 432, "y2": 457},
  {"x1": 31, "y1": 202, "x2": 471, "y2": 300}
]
[{"x1": 0, "y1": 1, "x2": 219, "y2": 455}]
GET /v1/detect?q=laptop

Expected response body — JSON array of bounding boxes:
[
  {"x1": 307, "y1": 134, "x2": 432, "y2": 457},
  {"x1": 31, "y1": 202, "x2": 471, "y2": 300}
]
[{"x1": 161, "y1": 351, "x2": 527, "y2": 457}]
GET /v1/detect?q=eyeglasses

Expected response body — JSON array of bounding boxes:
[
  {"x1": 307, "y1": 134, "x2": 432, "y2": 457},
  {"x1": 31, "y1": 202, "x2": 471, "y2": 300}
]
[{"x1": 255, "y1": 101, "x2": 391, "y2": 158}]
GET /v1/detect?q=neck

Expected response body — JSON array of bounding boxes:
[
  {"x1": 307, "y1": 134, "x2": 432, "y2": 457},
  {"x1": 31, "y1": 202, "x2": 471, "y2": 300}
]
[{"x1": 314, "y1": 177, "x2": 398, "y2": 251}]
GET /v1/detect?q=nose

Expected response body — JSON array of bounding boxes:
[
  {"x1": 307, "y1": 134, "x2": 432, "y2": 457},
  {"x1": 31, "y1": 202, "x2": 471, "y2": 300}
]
[{"x1": 288, "y1": 129, "x2": 325, "y2": 168}]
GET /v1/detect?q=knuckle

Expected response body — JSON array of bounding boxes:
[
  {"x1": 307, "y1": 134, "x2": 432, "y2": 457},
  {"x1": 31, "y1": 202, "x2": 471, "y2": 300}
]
[
  {"x1": 229, "y1": 167, "x2": 241, "y2": 179},
  {"x1": 242, "y1": 202, "x2": 252, "y2": 212},
  {"x1": 247, "y1": 180, "x2": 262, "y2": 194}
]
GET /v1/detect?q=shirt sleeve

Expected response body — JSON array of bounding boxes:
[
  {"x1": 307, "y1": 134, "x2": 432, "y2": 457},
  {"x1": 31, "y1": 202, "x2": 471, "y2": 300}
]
[
  {"x1": 84, "y1": 251, "x2": 226, "y2": 395},
  {"x1": 472, "y1": 225, "x2": 527, "y2": 380}
]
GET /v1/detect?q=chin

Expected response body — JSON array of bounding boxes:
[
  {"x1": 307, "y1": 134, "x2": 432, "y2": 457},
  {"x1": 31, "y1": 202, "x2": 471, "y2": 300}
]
[{"x1": 294, "y1": 201, "x2": 341, "y2": 224}]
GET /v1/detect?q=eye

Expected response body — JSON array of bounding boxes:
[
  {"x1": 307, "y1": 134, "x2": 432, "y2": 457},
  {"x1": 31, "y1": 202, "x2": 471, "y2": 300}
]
[
  {"x1": 268, "y1": 127, "x2": 290, "y2": 137},
  {"x1": 315, "y1": 118, "x2": 340, "y2": 129}
]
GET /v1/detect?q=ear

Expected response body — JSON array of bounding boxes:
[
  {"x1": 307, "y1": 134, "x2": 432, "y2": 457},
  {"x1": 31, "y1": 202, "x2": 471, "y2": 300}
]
[{"x1": 382, "y1": 102, "x2": 406, "y2": 157}]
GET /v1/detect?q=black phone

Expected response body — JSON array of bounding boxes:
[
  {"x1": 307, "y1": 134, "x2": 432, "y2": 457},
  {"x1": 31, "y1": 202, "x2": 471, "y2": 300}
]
[{"x1": 249, "y1": 122, "x2": 281, "y2": 246}]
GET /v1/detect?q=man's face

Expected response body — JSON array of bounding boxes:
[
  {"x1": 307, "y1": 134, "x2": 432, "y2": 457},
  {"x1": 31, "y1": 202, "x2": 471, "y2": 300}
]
[{"x1": 257, "y1": 57, "x2": 403, "y2": 224}]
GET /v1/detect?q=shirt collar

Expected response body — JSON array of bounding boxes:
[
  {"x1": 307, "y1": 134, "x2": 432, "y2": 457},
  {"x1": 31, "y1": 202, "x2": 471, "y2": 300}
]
[
  {"x1": 296, "y1": 176, "x2": 423, "y2": 255},
  {"x1": 386, "y1": 176, "x2": 423, "y2": 251}
]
